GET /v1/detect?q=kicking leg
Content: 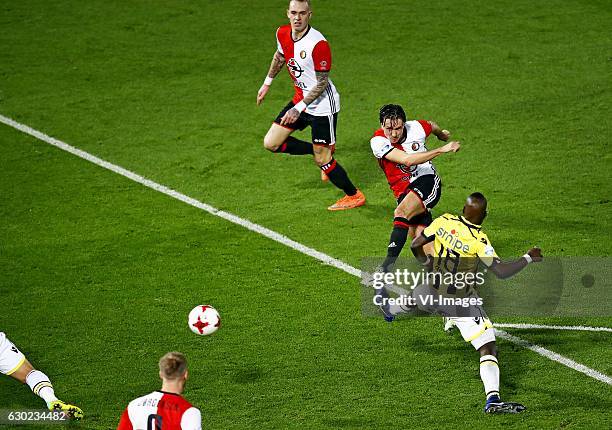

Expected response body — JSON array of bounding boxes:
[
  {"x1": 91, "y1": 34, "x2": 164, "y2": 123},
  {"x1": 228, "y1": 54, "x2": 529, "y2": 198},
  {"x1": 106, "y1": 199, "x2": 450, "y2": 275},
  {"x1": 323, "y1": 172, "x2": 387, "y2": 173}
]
[{"x1": 380, "y1": 191, "x2": 426, "y2": 272}]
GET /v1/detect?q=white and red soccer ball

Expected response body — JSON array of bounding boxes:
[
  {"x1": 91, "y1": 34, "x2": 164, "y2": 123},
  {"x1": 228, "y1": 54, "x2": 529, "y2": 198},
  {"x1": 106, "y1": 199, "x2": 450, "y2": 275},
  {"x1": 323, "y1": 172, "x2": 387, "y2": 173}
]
[{"x1": 188, "y1": 305, "x2": 221, "y2": 336}]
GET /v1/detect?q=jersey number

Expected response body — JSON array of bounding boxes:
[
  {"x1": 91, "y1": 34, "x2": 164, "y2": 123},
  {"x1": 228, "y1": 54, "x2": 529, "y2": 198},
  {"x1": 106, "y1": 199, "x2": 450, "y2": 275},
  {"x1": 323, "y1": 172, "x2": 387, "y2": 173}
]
[
  {"x1": 436, "y1": 247, "x2": 460, "y2": 295},
  {"x1": 147, "y1": 414, "x2": 162, "y2": 430}
]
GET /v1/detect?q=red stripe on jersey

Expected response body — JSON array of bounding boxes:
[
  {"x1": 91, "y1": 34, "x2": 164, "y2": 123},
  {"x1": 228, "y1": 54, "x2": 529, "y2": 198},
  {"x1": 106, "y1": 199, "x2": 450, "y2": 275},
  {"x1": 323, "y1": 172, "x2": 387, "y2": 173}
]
[
  {"x1": 417, "y1": 120, "x2": 432, "y2": 136},
  {"x1": 157, "y1": 392, "x2": 193, "y2": 428},
  {"x1": 373, "y1": 128, "x2": 386, "y2": 138},
  {"x1": 373, "y1": 127, "x2": 411, "y2": 198},
  {"x1": 116, "y1": 409, "x2": 133, "y2": 430},
  {"x1": 312, "y1": 40, "x2": 332, "y2": 71},
  {"x1": 276, "y1": 25, "x2": 304, "y2": 104}
]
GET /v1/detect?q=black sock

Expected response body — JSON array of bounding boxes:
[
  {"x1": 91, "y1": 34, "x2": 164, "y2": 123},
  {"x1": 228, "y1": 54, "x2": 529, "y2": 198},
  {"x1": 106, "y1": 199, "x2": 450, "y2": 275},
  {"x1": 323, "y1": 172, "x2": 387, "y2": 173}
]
[
  {"x1": 321, "y1": 159, "x2": 358, "y2": 196},
  {"x1": 274, "y1": 136, "x2": 313, "y2": 155},
  {"x1": 381, "y1": 217, "x2": 410, "y2": 272}
]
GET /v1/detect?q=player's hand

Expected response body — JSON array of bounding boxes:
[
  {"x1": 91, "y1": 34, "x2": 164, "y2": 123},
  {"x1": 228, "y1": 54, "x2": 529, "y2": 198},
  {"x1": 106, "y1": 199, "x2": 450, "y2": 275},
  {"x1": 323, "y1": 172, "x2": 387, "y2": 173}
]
[
  {"x1": 256, "y1": 84, "x2": 270, "y2": 106},
  {"x1": 280, "y1": 108, "x2": 300, "y2": 125},
  {"x1": 438, "y1": 129, "x2": 451, "y2": 141},
  {"x1": 440, "y1": 141, "x2": 461, "y2": 153},
  {"x1": 527, "y1": 247, "x2": 543, "y2": 262}
]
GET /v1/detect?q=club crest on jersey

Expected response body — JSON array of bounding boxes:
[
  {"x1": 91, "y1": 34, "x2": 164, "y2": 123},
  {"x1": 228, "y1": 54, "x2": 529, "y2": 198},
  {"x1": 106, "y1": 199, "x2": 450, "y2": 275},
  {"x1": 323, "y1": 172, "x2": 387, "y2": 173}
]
[
  {"x1": 287, "y1": 58, "x2": 304, "y2": 78},
  {"x1": 300, "y1": 50, "x2": 306, "y2": 59},
  {"x1": 411, "y1": 142, "x2": 420, "y2": 151},
  {"x1": 397, "y1": 163, "x2": 417, "y2": 175}
]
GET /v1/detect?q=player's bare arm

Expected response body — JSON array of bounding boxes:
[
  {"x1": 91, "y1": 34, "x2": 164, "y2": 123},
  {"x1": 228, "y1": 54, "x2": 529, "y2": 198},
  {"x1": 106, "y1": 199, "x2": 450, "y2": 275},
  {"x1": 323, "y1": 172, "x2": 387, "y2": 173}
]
[
  {"x1": 428, "y1": 121, "x2": 451, "y2": 141},
  {"x1": 384, "y1": 142, "x2": 460, "y2": 167},
  {"x1": 410, "y1": 233, "x2": 434, "y2": 264},
  {"x1": 280, "y1": 71, "x2": 329, "y2": 126},
  {"x1": 257, "y1": 51, "x2": 286, "y2": 106},
  {"x1": 488, "y1": 247, "x2": 543, "y2": 279}
]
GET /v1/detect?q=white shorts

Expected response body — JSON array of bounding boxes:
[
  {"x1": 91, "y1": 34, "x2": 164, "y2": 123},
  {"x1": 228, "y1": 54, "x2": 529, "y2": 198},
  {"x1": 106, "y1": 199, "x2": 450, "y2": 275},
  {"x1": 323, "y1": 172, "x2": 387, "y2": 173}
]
[
  {"x1": 451, "y1": 317, "x2": 496, "y2": 350},
  {"x1": 0, "y1": 332, "x2": 26, "y2": 375}
]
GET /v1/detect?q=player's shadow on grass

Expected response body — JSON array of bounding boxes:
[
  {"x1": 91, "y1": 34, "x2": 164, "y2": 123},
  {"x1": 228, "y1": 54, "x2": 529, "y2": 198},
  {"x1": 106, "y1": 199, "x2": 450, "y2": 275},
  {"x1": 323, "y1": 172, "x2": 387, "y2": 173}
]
[{"x1": 232, "y1": 367, "x2": 264, "y2": 384}]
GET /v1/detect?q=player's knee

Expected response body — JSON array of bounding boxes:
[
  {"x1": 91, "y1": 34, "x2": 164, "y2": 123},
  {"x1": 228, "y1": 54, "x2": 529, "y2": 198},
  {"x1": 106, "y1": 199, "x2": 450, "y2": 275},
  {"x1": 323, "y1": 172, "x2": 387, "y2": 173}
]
[
  {"x1": 263, "y1": 135, "x2": 280, "y2": 152},
  {"x1": 313, "y1": 149, "x2": 331, "y2": 166},
  {"x1": 394, "y1": 206, "x2": 411, "y2": 219},
  {"x1": 479, "y1": 341, "x2": 497, "y2": 357}
]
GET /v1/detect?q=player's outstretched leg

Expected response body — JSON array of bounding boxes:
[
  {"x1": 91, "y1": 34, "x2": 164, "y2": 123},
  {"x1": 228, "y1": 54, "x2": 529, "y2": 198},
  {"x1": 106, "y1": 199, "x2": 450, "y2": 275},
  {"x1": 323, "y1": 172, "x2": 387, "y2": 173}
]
[
  {"x1": 4, "y1": 344, "x2": 84, "y2": 421},
  {"x1": 479, "y1": 342, "x2": 525, "y2": 414}
]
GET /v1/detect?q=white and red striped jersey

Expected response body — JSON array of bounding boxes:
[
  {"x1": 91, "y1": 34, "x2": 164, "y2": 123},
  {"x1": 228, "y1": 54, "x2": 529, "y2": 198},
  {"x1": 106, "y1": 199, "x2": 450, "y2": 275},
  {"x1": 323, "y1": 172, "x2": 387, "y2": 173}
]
[
  {"x1": 117, "y1": 391, "x2": 201, "y2": 430},
  {"x1": 370, "y1": 120, "x2": 438, "y2": 198},
  {"x1": 276, "y1": 24, "x2": 340, "y2": 116}
]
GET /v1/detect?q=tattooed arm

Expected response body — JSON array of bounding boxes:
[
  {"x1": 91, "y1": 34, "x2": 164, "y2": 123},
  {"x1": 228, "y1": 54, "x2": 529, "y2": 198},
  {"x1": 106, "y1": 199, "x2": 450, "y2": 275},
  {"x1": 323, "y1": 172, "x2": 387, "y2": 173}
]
[
  {"x1": 303, "y1": 71, "x2": 329, "y2": 105},
  {"x1": 279, "y1": 71, "x2": 329, "y2": 126},
  {"x1": 257, "y1": 51, "x2": 285, "y2": 106}
]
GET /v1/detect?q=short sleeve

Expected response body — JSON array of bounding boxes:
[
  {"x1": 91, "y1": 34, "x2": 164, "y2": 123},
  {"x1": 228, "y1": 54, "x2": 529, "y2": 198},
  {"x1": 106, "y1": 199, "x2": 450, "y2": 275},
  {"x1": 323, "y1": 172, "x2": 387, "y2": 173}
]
[
  {"x1": 312, "y1": 40, "x2": 332, "y2": 71},
  {"x1": 181, "y1": 407, "x2": 202, "y2": 430},
  {"x1": 116, "y1": 408, "x2": 133, "y2": 430},
  {"x1": 476, "y1": 235, "x2": 499, "y2": 267},
  {"x1": 417, "y1": 120, "x2": 432, "y2": 137},
  {"x1": 423, "y1": 216, "x2": 443, "y2": 240},
  {"x1": 370, "y1": 135, "x2": 394, "y2": 159},
  {"x1": 276, "y1": 28, "x2": 284, "y2": 55}
]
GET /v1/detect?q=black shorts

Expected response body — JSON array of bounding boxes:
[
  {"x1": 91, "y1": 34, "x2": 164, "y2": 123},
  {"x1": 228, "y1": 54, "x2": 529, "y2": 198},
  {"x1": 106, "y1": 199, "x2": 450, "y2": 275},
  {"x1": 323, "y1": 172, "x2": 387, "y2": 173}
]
[
  {"x1": 397, "y1": 175, "x2": 442, "y2": 227},
  {"x1": 274, "y1": 101, "x2": 338, "y2": 145}
]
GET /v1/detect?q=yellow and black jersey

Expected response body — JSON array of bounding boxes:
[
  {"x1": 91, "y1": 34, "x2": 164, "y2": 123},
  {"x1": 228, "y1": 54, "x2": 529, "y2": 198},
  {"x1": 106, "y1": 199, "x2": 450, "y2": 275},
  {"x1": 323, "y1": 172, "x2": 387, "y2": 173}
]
[{"x1": 423, "y1": 213, "x2": 499, "y2": 274}]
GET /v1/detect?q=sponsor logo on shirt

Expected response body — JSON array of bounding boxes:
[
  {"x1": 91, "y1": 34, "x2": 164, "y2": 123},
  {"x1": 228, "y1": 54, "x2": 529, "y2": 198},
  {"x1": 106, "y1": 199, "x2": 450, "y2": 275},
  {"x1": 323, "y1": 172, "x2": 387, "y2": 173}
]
[{"x1": 287, "y1": 58, "x2": 304, "y2": 78}]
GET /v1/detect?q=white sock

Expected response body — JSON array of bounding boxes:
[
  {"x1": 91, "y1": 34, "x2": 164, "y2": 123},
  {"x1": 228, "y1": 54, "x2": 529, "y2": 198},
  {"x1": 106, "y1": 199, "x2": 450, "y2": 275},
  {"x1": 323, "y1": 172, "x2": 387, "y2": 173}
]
[
  {"x1": 25, "y1": 370, "x2": 58, "y2": 408},
  {"x1": 479, "y1": 355, "x2": 500, "y2": 400}
]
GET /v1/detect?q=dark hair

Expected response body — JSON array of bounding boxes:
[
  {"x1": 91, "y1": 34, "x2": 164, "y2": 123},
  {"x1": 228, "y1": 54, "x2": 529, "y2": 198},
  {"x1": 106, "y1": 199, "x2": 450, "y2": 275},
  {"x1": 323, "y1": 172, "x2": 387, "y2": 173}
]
[
  {"x1": 468, "y1": 192, "x2": 487, "y2": 203},
  {"x1": 379, "y1": 104, "x2": 406, "y2": 124}
]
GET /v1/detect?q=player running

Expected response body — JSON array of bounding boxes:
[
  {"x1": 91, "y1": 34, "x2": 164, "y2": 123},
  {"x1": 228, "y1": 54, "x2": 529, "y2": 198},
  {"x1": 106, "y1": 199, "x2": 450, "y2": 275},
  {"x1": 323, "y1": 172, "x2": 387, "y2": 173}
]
[
  {"x1": 408, "y1": 192, "x2": 543, "y2": 413},
  {"x1": 117, "y1": 352, "x2": 201, "y2": 430},
  {"x1": 256, "y1": 0, "x2": 366, "y2": 211},
  {"x1": 370, "y1": 103, "x2": 459, "y2": 277},
  {"x1": 0, "y1": 332, "x2": 83, "y2": 419}
]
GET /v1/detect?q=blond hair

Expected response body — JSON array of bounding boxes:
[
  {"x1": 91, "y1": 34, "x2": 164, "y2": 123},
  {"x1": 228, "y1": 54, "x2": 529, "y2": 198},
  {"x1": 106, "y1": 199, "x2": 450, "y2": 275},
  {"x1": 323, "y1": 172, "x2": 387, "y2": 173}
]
[
  {"x1": 158, "y1": 352, "x2": 187, "y2": 380},
  {"x1": 289, "y1": 0, "x2": 311, "y2": 9}
]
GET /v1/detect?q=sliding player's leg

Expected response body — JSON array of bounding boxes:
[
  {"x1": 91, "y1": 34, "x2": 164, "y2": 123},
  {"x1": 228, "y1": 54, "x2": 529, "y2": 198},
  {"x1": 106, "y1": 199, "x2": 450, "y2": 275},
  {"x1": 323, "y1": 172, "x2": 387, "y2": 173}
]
[{"x1": 0, "y1": 333, "x2": 83, "y2": 419}]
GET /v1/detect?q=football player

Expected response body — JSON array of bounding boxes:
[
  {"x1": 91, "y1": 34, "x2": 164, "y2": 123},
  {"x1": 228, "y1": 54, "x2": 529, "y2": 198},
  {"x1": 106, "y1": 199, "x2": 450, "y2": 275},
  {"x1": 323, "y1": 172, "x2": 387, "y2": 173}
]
[
  {"x1": 117, "y1": 352, "x2": 201, "y2": 430},
  {"x1": 409, "y1": 192, "x2": 543, "y2": 413},
  {"x1": 370, "y1": 104, "x2": 459, "y2": 309},
  {"x1": 257, "y1": 0, "x2": 366, "y2": 211}
]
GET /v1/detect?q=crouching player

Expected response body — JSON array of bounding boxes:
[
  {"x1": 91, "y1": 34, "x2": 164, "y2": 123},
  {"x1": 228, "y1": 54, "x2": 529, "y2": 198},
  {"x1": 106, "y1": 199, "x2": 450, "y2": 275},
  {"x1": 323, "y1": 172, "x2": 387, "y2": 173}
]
[
  {"x1": 0, "y1": 332, "x2": 83, "y2": 419},
  {"x1": 409, "y1": 192, "x2": 543, "y2": 413}
]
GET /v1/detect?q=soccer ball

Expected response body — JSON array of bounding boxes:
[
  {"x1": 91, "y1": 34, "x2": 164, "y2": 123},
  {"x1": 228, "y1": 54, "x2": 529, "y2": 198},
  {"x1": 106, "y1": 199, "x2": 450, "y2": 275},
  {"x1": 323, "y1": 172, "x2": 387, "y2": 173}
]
[{"x1": 188, "y1": 305, "x2": 221, "y2": 335}]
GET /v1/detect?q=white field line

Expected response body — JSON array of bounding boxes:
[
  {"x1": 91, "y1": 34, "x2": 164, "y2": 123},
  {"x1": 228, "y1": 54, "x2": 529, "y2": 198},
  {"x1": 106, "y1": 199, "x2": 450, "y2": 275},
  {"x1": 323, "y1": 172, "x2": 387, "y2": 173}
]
[
  {"x1": 495, "y1": 323, "x2": 612, "y2": 332},
  {"x1": 1, "y1": 113, "x2": 610, "y2": 385},
  {"x1": 496, "y1": 330, "x2": 612, "y2": 385}
]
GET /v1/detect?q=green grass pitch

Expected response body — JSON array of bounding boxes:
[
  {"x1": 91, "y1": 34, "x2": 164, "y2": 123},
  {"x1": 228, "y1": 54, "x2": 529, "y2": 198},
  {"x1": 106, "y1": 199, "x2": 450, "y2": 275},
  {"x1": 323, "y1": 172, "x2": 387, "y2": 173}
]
[{"x1": 1, "y1": 0, "x2": 610, "y2": 429}]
